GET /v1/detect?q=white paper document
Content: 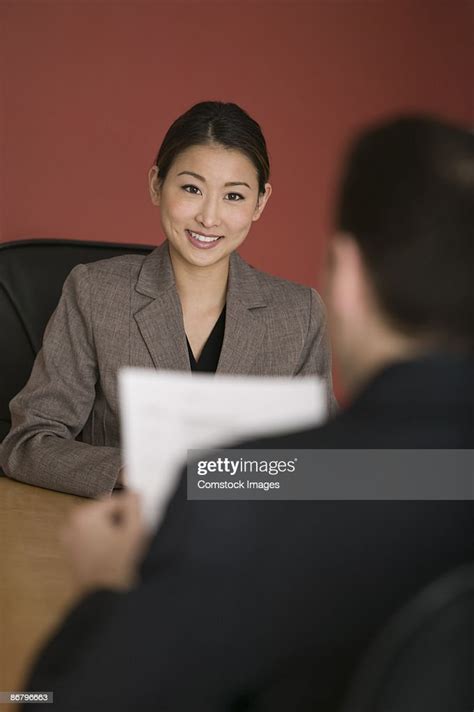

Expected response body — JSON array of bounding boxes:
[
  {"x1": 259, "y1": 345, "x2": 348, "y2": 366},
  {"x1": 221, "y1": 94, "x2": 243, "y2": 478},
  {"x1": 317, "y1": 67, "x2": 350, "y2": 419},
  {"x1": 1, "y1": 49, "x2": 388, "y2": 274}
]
[{"x1": 119, "y1": 369, "x2": 328, "y2": 528}]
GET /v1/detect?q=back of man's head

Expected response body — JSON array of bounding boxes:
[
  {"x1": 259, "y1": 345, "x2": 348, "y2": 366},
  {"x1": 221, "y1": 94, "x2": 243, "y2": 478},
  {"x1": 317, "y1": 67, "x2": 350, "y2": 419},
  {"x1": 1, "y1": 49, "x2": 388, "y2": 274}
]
[{"x1": 336, "y1": 116, "x2": 474, "y2": 351}]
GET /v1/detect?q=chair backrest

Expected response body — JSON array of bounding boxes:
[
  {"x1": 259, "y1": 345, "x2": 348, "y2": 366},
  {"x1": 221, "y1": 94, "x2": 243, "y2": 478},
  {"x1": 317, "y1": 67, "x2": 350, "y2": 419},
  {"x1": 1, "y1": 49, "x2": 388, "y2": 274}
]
[
  {"x1": 341, "y1": 563, "x2": 474, "y2": 712},
  {"x1": 0, "y1": 239, "x2": 154, "y2": 442}
]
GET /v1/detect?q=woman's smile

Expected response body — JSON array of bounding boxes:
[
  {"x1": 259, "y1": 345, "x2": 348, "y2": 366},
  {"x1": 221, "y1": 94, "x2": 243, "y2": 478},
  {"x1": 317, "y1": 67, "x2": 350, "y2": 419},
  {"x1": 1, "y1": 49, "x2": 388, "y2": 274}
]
[{"x1": 185, "y1": 229, "x2": 224, "y2": 249}]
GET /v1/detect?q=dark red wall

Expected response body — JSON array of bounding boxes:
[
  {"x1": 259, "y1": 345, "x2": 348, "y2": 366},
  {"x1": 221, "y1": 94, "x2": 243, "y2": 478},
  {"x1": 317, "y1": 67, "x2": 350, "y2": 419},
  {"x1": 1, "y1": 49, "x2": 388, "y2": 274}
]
[{"x1": 1, "y1": 1, "x2": 472, "y2": 291}]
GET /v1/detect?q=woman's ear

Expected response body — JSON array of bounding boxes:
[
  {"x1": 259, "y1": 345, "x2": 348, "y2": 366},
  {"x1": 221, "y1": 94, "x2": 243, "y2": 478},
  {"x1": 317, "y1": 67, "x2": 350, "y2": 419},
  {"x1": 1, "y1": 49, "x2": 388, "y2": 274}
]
[
  {"x1": 252, "y1": 182, "x2": 272, "y2": 222},
  {"x1": 148, "y1": 166, "x2": 161, "y2": 206}
]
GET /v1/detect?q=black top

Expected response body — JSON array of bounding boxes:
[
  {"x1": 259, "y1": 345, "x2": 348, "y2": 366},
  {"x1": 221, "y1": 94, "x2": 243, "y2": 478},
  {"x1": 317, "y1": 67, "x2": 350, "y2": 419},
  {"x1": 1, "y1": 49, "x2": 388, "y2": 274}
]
[{"x1": 186, "y1": 305, "x2": 226, "y2": 373}]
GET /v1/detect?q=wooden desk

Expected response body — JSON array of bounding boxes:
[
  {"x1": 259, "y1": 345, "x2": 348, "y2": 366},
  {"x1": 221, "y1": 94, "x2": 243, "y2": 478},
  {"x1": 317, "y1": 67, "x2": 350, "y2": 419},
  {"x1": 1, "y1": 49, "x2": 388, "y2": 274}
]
[{"x1": 0, "y1": 476, "x2": 84, "y2": 702}]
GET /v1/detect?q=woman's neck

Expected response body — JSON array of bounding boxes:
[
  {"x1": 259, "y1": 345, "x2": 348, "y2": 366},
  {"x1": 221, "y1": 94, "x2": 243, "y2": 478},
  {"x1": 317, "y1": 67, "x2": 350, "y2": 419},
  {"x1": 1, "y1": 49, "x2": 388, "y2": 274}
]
[{"x1": 169, "y1": 247, "x2": 229, "y2": 313}]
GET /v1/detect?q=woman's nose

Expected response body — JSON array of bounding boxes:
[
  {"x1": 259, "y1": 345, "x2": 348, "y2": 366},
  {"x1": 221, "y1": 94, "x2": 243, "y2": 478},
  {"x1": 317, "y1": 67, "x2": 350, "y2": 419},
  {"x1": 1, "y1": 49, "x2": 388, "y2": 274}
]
[{"x1": 195, "y1": 196, "x2": 221, "y2": 229}]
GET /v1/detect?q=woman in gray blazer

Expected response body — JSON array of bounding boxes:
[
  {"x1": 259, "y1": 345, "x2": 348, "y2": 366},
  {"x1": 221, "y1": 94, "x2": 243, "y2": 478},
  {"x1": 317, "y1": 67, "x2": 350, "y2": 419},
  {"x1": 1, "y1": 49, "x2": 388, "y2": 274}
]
[{"x1": 1, "y1": 101, "x2": 336, "y2": 497}]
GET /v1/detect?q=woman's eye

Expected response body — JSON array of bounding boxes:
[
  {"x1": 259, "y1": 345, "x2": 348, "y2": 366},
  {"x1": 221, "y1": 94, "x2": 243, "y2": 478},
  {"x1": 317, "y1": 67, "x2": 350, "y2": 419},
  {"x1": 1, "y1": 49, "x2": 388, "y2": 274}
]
[
  {"x1": 226, "y1": 193, "x2": 244, "y2": 202},
  {"x1": 182, "y1": 184, "x2": 201, "y2": 195}
]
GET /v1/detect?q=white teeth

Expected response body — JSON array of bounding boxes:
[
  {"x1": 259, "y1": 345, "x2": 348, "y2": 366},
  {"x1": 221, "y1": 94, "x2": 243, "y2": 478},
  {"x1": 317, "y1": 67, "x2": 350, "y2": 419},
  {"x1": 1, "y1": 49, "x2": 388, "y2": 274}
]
[{"x1": 188, "y1": 230, "x2": 220, "y2": 243}]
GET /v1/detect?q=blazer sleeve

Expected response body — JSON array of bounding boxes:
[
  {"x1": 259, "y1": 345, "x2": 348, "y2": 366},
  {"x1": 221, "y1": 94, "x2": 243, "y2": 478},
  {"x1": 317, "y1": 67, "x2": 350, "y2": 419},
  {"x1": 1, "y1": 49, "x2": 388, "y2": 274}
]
[
  {"x1": 0, "y1": 264, "x2": 121, "y2": 497},
  {"x1": 294, "y1": 288, "x2": 338, "y2": 416}
]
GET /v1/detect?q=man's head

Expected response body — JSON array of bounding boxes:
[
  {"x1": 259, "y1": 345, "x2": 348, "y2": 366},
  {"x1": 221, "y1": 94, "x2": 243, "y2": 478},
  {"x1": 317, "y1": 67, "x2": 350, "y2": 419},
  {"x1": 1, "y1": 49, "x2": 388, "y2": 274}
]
[{"x1": 326, "y1": 115, "x2": 474, "y2": 394}]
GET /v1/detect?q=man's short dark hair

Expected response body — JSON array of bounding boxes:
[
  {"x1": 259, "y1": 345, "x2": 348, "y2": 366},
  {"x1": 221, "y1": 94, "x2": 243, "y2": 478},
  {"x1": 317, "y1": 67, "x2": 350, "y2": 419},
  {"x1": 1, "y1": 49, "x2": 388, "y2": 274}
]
[{"x1": 336, "y1": 116, "x2": 474, "y2": 349}]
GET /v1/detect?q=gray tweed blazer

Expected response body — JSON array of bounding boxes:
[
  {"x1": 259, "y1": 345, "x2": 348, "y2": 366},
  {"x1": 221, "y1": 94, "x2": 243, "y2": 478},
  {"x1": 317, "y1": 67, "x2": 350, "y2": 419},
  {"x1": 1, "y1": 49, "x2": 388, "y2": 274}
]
[{"x1": 1, "y1": 242, "x2": 335, "y2": 497}]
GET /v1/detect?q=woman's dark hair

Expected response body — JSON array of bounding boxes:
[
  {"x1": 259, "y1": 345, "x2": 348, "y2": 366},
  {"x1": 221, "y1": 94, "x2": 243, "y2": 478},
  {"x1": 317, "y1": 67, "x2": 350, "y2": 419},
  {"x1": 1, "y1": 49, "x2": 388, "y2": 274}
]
[
  {"x1": 336, "y1": 115, "x2": 474, "y2": 349},
  {"x1": 155, "y1": 101, "x2": 270, "y2": 194}
]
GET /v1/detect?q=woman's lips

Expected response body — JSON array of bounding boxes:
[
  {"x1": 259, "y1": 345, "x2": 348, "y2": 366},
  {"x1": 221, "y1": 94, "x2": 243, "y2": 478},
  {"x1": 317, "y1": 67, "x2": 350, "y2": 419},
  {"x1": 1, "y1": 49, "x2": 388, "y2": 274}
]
[{"x1": 185, "y1": 229, "x2": 223, "y2": 250}]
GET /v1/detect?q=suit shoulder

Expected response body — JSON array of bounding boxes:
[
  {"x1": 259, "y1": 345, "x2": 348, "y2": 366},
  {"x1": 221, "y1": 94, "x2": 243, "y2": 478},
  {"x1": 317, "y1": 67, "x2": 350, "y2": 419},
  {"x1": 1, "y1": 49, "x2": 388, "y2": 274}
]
[
  {"x1": 249, "y1": 265, "x2": 310, "y2": 299},
  {"x1": 63, "y1": 254, "x2": 146, "y2": 293},
  {"x1": 234, "y1": 413, "x2": 349, "y2": 451},
  {"x1": 82, "y1": 253, "x2": 147, "y2": 279},
  {"x1": 250, "y1": 264, "x2": 324, "y2": 313},
  {"x1": 62, "y1": 254, "x2": 148, "y2": 304},
  {"x1": 253, "y1": 264, "x2": 308, "y2": 296}
]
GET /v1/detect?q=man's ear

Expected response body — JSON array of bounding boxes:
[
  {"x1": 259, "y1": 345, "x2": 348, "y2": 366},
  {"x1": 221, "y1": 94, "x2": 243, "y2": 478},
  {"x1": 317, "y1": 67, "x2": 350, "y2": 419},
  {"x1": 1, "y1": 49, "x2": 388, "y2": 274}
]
[
  {"x1": 327, "y1": 232, "x2": 369, "y2": 320},
  {"x1": 252, "y1": 183, "x2": 272, "y2": 222},
  {"x1": 148, "y1": 166, "x2": 161, "y2": 206}
]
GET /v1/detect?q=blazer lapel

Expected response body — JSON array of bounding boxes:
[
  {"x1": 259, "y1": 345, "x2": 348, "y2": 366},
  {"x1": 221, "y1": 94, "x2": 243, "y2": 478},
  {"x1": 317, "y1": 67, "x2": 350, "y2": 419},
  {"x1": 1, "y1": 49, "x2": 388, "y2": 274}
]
[
  {"x1": 133, "y1": 243, "x2": 190, "y2": 372},
  {"x1": 217, "y1": 252, "x2": 267, "y2": 375},
  {"x1": 132, "y1": 244, "x2": 267, "y2": 374}
]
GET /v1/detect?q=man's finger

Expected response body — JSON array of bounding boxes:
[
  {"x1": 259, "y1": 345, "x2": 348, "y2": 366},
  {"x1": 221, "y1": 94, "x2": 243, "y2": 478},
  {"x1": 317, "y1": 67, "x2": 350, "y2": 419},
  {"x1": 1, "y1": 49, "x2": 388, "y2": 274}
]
[
  {"x1": 93, "y1": 490, "x2": 140, "y2": 515},
  {"x1": 102, "y1": 491, "x2": 144, "y2": 529}
]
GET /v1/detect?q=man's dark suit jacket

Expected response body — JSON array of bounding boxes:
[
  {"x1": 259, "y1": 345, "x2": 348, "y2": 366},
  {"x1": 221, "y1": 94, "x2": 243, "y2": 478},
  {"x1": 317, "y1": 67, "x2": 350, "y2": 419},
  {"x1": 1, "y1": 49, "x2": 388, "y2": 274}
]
[{"x1": 24, "y1": 353, "x2": 474, "y2": 711}]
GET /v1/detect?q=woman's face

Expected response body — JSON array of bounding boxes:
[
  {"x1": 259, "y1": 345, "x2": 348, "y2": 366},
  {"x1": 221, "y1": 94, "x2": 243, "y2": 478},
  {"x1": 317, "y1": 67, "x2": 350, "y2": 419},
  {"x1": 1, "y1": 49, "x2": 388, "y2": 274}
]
[{"x1": 149, "y1": 143, "x2": 272, "y2": 269}]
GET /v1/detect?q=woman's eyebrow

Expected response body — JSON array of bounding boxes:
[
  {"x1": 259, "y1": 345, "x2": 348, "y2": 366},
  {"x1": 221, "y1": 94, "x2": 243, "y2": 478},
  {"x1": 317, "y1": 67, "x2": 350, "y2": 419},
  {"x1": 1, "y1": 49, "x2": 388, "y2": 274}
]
[
  {"x1": 225, "y1": 181, "x2": 251, "y2": 189},
  {"x1": 177, "y1": 171, "x2": 205, "y2": 181},
  {"x1": 177, "y1": 171, "x2": 251, "y2": 189}
]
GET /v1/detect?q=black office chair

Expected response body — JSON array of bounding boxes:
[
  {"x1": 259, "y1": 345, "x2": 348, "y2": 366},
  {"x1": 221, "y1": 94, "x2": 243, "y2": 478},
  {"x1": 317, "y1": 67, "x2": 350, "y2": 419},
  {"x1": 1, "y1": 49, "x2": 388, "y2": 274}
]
[
  {"x1": 341, "y1": 562, "x2": 474, "y2": 712},
  {"x1": 0, "y1": 239, "x2": 154, "y2": 443}
]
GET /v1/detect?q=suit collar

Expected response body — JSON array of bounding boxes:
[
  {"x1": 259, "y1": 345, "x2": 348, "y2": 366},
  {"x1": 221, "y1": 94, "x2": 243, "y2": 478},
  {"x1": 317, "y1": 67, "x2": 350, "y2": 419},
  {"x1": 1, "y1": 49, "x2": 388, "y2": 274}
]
[
  {"x1": 217, "y1": 253, "x2": 266, "y2": 374},
  {"x1": 135, "y1": 241, "x2": 176, "y2": 298},
  {"x1": 227, "y1": 251, "x2": 266, "y2": 308},
  {"x1": 133, "y1": 242, "x2": 187, "y2": 371},
  {"x1": 133, "y1": 242, "x2": 267, "y2": 373}
]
